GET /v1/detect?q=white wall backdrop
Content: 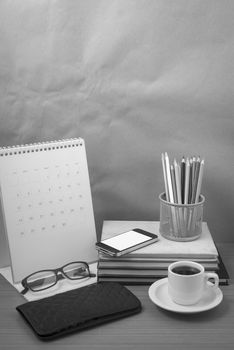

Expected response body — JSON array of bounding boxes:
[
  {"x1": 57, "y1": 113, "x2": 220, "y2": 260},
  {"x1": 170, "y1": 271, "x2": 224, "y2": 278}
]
[{"x1": 0, "y1": 0, "x2": 234, "y2": 264}]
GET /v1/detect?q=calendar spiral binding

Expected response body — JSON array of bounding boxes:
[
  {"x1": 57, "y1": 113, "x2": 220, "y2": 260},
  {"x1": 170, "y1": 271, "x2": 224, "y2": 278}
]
[{"x1": 0, "y1": 138, "x2": 83, "y2": 156}]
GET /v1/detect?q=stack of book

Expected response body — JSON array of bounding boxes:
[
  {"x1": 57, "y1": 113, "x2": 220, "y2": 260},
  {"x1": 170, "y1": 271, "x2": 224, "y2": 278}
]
[{"x1": 97, "y1": 221, "x2": 229, "y2": 285}]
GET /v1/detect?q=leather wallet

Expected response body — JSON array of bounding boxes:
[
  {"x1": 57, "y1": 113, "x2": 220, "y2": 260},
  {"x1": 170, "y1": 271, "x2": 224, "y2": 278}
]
[{"x1": 16, "y1": 282, "x2": 142, "y2": 340}]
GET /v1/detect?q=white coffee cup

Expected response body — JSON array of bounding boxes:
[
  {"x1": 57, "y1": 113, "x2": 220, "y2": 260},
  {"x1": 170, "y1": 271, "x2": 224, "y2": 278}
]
[{"x1": 168, "y1": 260, "x2": 219, "y2": 306}]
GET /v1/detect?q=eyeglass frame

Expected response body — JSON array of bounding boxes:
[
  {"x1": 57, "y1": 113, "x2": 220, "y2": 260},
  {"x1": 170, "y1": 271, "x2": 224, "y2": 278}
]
[{"x1": 21, "y1": 261, "x2": 96, "y2": 295}]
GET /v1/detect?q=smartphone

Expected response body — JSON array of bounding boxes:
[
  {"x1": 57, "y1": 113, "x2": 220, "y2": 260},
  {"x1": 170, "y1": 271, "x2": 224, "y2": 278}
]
[{"x1": 95, "y1": 228, "x2": 158, "y2": 257}]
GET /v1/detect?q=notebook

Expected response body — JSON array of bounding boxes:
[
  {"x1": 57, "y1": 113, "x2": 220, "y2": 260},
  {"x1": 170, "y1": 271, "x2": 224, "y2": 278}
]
[
  {"x1": 0, "y1": 138, "x2": 97, "y2": 282},
  {"x1": 100, "y1": 221, "x2": 218, "y2": 259}
]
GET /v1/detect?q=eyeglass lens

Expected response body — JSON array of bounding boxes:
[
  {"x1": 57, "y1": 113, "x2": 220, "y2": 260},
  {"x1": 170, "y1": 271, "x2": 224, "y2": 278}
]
[
  {"x1": 27, "y1": 271, "x2": 57, "y2": 292},
  {"x1": 62, "y1": 262, "x2": 89, "y2": 279},
  {"x1": 26, "y1": 262, "x2": 90, "y2": 291}
]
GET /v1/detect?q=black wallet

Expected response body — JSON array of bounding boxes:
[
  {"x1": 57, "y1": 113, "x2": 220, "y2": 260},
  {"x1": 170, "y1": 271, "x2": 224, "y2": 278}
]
[{"x1": 16, "y1": 282, "x2": 142, "y2": 340}]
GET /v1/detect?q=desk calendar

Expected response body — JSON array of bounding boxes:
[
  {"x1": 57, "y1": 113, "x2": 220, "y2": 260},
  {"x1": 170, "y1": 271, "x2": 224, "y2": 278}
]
[{"x1": 0, "y1": 138, "x2": 97, "y2": 282}]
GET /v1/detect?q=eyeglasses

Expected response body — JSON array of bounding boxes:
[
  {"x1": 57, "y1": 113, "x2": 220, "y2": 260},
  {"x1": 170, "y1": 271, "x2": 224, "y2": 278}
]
[{"x1": 20, "y1": 261, "x2": 96, "y2": 294}]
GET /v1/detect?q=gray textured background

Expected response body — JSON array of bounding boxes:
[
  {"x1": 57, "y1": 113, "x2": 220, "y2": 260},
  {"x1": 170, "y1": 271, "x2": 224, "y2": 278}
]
[{"x1": 0, "y1": 0, "x2": 234, "y2": 267}]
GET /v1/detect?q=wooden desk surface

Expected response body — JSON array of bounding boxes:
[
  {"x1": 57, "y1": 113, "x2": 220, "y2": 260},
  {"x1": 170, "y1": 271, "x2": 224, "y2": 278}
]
[{"x1": 0, "y1": 243, "x2": 233, "y2": 350}]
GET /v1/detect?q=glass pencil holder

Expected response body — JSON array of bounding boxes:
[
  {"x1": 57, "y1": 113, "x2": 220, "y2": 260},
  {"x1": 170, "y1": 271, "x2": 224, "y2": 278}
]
[{"x1": 159, "y1": 192, "x2": 205, "y2": 242}]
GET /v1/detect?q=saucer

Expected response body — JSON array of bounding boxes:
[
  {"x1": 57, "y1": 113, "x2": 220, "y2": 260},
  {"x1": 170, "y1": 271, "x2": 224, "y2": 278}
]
[{"x1": 148, "y1": 278, "x2": 223, "y2": 314}]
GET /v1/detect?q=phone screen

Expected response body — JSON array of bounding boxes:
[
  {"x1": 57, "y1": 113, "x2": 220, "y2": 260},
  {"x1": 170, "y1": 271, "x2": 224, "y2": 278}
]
[{"x1": 101, "y1": 230, "x2": 151, "y2": 251}]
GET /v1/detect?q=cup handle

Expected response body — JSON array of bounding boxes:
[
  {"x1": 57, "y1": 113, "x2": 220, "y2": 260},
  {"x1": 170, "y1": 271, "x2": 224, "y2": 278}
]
[{"x1": 205, "y1": 272, "x2": 219, "y2": 289}]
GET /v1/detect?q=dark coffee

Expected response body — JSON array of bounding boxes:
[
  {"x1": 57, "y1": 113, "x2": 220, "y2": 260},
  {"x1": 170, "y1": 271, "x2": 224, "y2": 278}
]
[{"x1": 172, "y1": 265, "x2": 201, "y2": 276}]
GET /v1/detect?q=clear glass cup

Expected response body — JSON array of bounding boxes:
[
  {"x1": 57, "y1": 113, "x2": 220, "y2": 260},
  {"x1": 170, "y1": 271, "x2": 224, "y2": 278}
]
[{"x1": 159, "y1": 192, "x2": 205, "y2": 242}]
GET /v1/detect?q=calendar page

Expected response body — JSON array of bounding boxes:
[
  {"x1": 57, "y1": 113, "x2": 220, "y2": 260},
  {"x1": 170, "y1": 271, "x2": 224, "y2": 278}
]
[{"x1": 0, "y1": 138, "x2": 97, "y2": 282}]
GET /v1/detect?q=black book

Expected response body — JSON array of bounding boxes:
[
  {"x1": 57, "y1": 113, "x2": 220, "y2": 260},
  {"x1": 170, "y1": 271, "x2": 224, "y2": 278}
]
[
  {"x1": 216, "y1": 252, "x2": 230, "y2": 285},
  {"x1": 98, "y1": 251, "x2": 230, "y2": 285}
]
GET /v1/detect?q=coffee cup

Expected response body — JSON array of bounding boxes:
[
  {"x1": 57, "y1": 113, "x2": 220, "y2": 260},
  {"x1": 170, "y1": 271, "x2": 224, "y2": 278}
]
[{"x1": 168, "y1": 260, "x2": 219, "y2": 306}]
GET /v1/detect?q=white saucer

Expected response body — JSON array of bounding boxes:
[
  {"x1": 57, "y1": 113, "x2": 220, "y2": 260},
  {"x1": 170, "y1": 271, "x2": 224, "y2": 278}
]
[{"x1": 148, "y1": 278, "x2": 223, "y2": 314}]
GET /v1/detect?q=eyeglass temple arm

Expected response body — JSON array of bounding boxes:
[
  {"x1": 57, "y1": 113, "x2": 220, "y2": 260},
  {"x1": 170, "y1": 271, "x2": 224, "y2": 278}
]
[
  {"x1": 20, "y1": 279, "x2": 30, "y2": 295},
  {"x1": 20, "y1": 286, "x2": 29, "y2": 295}
]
